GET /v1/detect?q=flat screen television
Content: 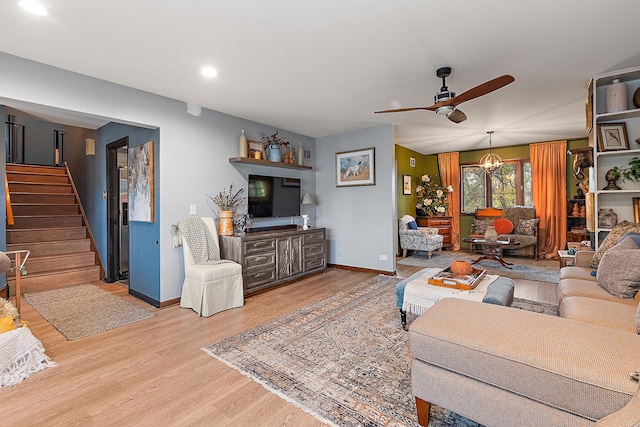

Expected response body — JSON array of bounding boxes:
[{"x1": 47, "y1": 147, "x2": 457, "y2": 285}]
[{"x1": 247, "y1": 174, "x2": 301, "y2": 218}]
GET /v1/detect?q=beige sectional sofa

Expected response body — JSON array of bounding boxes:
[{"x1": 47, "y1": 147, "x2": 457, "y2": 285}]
[{"x1": 409, "y1": 236, "x2": 640, "y2": 426}]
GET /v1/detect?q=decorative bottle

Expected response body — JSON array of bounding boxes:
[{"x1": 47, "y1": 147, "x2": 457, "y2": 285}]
[
  {"x1": 297, "y1": 143, "x2": 304, "y2": 166},
  {"x1": 239, "y1": 130, "x2": 248, "y2": 157},
  {"x1": 606, "y1": 79, "x2": 627, "y2": 113}
]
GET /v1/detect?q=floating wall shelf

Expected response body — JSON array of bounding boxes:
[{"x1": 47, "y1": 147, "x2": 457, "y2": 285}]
[{"x1": 228, "y1": 157, "x2": 312, "y2": 170}]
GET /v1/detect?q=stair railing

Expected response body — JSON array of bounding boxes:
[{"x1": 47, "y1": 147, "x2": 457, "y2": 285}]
[
  {"x1": 64, "y1": 162, "x2": 106, "y2": 280},
  {"x1": 5, "y1": 250, "x2": 29, "y2": 314},
  {"x1": 5, "y1": 173, "x2": 14, "y2": 226}
]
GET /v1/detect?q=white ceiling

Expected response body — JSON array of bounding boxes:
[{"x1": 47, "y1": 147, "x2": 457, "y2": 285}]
[{"x1": 1, "y1": 0, "x2": 640, "y2": 154}]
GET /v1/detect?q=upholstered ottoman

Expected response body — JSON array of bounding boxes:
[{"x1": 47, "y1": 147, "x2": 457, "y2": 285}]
[
  {"x1": 395, "y1": 269, "x2": 514, "y2": 329},
  {"x1": 409, "y1": 298, "x2": 640, "y2": 426}
]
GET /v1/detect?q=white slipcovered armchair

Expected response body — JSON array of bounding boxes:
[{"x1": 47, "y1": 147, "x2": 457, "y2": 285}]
[
  {"x1": 172, "y1": 217, "x2": 244, "y2": 317},
  {"x1": 399, "y1": 215, "x2": 444, "y2": 259}
]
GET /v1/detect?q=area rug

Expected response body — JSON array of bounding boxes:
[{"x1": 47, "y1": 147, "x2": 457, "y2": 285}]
[
  {"x1": 397, "y1": 250, "x2": 560, "y2": 283},
  {"x1": 23, "y1": 284, "x2": 155, "y2": 341},
  {"x1": 203, "y1": 275, "x2": 559, "y2": 427}
]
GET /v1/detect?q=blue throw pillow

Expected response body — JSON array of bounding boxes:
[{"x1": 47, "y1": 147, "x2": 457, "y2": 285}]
[
  {"x1": 407, "y1": 221, "x2": 418, "y2": 230},
  {"x1": 618, "y1": 232, "x2": 640, "y2": 247}
]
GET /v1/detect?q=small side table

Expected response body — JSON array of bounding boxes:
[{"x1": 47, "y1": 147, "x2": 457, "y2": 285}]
[{"x1": 558, "y1": 250, "x2": 576, "y2": 268}]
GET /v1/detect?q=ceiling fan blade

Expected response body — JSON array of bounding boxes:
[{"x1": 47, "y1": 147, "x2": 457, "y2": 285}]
[
  {"x1": 447, "y1": 109, "x2": 467, "y2": 123},
  {"x1": 375, "y1": 106, "x2": 431, "y2": 114},
  {"x1": 451, "y1": 74, "x2": 515, "y2": 105}
]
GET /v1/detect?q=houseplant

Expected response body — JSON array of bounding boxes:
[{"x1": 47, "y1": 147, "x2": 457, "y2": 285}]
[
  {"x1": 261, "y1": 130, "x2": 290, "y2": 162},
  {"x1": 612, "y1": 157, "x2": 640, "y2": 183},
  {"x1": 209, "y1": 185, "x2": 245, "y2": 236},
  {"x1": 415, "y1": 174, "x2": 454, "y2": 216}
]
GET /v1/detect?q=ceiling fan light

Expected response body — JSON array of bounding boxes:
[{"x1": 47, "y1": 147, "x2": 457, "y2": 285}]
[{"x1": 435, "y1": 105, "x2": 455, "y2": 115}]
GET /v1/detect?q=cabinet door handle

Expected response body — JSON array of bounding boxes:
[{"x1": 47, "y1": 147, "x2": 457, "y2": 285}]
[
  {"x1": 253, "y1": 272, "x2": 267, "y2": 278},
  {"x1": 254, "y1": 241, "x2": 268, "y2": 247},
  {"x1": 255, "y1": 256, "x2": 267, "y2": 262}
]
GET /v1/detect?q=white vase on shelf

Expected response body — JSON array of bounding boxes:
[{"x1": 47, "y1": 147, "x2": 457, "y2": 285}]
[
  {"x1": 606, "y1": 79, "x2": 627, "y2": 113},
  {"x1": 238, "y1": 130, "x2": 248, "y2": 157},
  {"x1": 297, "y1": 143, "x2": 304, "y2": 166}
]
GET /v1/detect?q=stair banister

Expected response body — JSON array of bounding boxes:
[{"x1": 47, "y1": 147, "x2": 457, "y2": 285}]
[{"x1": 5, "y1": 173, "x2": 14, "y2": 226}]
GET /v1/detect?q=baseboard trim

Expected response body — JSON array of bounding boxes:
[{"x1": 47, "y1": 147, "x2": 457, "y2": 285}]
[
  {"x1": 328, "y1": 263, "x2": 395, "y2": 276},
  {"x1": 129, "y1": 288, "x2": 161, "y2": 308},
  {"x1": 159, "y1": 297, "x2": 180, "y2": 308}
]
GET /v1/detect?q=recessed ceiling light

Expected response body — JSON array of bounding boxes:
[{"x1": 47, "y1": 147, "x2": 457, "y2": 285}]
[
  {"x1": 18, "y1": 0, "x2": 49, "y2": 16},
  {"x1": 201, "y1": 66, "x2": 218, "y2": 78}
]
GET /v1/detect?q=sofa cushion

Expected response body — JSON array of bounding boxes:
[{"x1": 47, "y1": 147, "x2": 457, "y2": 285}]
[
  {"x1": 559, "y1": 266, "x2": 597, "y2": 282},
  {"x1": 560, "y1": 296, "x2": 638, "y2": 334},
  {"x1": 596, "y1": 238, "x2": 640, "y2": 299},
  {"x1": 516, "y1": 218, "x2": 539, "y2": 236},
  {"x1": 590, "y1": 220, "x2": 640, "y2": 268},
  {"x1": 558, "y1": 278, "x2": 638, "y2": 305},
  {"x1": 493, "y1": 218, "x2": 514, "y2": 234},
  {"x1": 473, "y1": 219, "x2": 493, "y2": 235},
  {"x1": 409, "y1": 298, "x2": 640, "y2": 422}
]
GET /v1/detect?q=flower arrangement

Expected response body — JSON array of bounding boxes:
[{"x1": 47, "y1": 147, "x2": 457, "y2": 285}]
[
  {"x1": 261, "y1": 130, "x2": 290, "y2": 148},
  {"x1": 209, "y1": 184, "x2": 245, "y2": 213},
  {"x1": 415, "y1": 174, "x2": 454, "y2": 216}
]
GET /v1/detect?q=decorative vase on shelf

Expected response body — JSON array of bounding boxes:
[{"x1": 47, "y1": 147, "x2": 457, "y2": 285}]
[
  {"x1": 603, "y1": 169, "x2": 621, "y2": 190},
  {"x1": 606, "y1": 79, "x2": 627, "y2": 113},
  {"x1": 238, "y1": 130, "x2": 248, "y2": 157},
  {"x1": 218, "y1": 210, "x2": 234, "y2": 236},
  {"x1": 268, "y1": 145, "x2": 282, "y2": 162},
  {"x1": 484, "y1": 225, "x2": 498, "y2": 242},
  {"x1": 297, "y1": 143, "x2": 304, "y2": 166}
]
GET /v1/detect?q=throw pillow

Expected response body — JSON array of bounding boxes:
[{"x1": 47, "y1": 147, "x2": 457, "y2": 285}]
[
  {"x1": 516, "y1": 218, "x2": 539, "y2": 236},
  {"x1": 473, "y1": 219, "x2": 494, "y2": 235},
  {"x1": 494, "y1": 218, "x2": 514, "y2": 235},
  {"x1": 407, "y1": 221, "x2": 418, "y2": 230},
  {"x1": 0, "y1": 316, "x2": 15, "y2": 334},
  {"x1": 596, "y1": 239, "x2": 640, "y2": 298},
  {"x1": 590, "y1": 220, "x2": 640, "y2": 268},
  {"x1": 618, "y1": 232, "x2": 640, "y2": 247}
]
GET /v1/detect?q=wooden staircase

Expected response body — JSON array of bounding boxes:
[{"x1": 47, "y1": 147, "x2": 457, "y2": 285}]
[{"x1": 6, "y1": 163, "x2": 104, "y2": 294}]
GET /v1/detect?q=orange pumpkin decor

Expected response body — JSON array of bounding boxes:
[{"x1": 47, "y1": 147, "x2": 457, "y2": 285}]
[{"x1": 450, "y1": 260, "x2": 473, "y2": 277}]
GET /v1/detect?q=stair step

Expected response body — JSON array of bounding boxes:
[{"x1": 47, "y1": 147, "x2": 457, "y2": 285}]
[
  {"x1": 7, "y1": 227, "x2": 87, "y2": 243},
  {"x1": 8, "y1": 266, "x2": 101, "y2": 295},
  {"x1": 6, "y1": 164, "x2": 67, "y2": 175},
  {"x1": 8, "y1": 182, "x2": 73, "y2": 194},
  {"x1": 18, "y1": 252, "x2": 96, "y2": 274},
  {"x1": 7, "y1": 239, "x2": 91, "y2": 257},
  {"x1": 11, "y1": 204, "x2": 79, "y2": 216},
  {"x1": 10, "y1": 215, "x2": 83, "y2": 229},
  {"x1": 7, "y1": 172, "x2": 69, "y2": 184},
  {"x1": 10, "y1": 193, "x2": 77, "y2": 204}
]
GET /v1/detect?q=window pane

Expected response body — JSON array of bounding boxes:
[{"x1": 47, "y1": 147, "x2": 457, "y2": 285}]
[
  {"x1": 462, "y1": 166, "x2": 486, "y2": 213},
  {"x1": 491, "y1": 164, "x2": 517, "y2": 208},
  {"x1": 523, "y1": 162, "x2": 533, "y2": 206}
]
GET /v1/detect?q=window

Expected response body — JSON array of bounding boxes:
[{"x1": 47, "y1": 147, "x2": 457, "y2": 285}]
[{"x1": 461, "y1": 160, "x2": 532, "y2": 213}]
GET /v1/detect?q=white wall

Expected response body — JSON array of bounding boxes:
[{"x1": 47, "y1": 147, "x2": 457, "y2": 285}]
[{"x1": 316, "y1": 125, "x2": 396, "y2": 273}]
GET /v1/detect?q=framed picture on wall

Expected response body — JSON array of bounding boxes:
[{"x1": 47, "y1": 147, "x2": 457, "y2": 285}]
[
  {"x1": 335, "y1": 147, "x2": 375, "y2": 187},
  {"x1": 128, "y1": 141, "x2": 154, "y2": 223},
  {"x1": 402, "y1": 174, "x2": 412, "y2": 195},
  {"x1": 598, "y1": 123, "x2": 628, "y2": 152}
]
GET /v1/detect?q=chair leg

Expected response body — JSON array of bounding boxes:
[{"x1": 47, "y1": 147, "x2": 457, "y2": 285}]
[
  {"x1": 403, "y1": 248, "x2": 408, "y2": 257},
  {"x1": 427, "y1": 251, "x2": 432, "y2": 259},
  {"x1": 400, "y1": 309, "x2": 407, "y2": 330},
  {"x1": 416, "y1": 397, "x2": 431, "y2": 426}
]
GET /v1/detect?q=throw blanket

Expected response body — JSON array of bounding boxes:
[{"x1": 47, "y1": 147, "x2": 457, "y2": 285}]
[
  {"x1": 403, "y1": 268, "x2": 499, "y2": 315},
  {"x1": 171, "y1": 218, "x2": 231, "y2": 265},
  {"x1": 0, "y1": 327, "x2": 56, "y2": 388}
]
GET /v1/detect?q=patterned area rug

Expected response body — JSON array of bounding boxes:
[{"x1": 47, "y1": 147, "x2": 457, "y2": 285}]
[
  {"x1": 397, "y1": 250, "x2": 560, "y2": 283},
  {"x1": 24, "y1": 284, "x2": 155, "y2": 340},
  {"x1": 203, "y1": 275, "x2": 559, "y2": 426}
]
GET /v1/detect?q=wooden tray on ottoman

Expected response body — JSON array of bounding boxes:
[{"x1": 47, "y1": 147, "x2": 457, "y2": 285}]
[{"x1": 428, "y1": 266, "x2": 487, "y2": 290}]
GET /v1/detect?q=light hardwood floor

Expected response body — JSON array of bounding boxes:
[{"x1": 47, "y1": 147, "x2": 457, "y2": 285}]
[{"x1": 2, "y1": 258, "x2": 557, "y2": 426}]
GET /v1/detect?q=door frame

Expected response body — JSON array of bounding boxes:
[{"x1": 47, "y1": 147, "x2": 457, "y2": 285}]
[{"x1": 106, "y1": 137, "x2": 128, "y2": 283}]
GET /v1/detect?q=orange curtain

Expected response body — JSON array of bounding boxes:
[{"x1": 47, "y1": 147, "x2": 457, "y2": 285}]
[
  {"x1": 530, "y1": 141, "x2": 567, "y2": 259},
  {"x1": 438, "y1": 152, "x2": 461, "y2": 250}
]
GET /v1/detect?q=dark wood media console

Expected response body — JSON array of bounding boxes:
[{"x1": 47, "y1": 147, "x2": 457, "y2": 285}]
[{"x1": 220, "y1": 227, "x2": 326, "y2": 295}]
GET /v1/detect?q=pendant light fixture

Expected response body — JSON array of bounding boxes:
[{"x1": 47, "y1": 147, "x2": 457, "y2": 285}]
[{"x1": 478, "y1": 131, "x2": 503, "y2": 175}]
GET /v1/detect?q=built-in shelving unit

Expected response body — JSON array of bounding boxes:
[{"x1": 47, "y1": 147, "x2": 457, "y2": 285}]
[
  {"x1": 229, "y1": 157, "x2": 312, "y2": 170},
  {"x1": 590, "y1": 66, "x2": 640, "y2": 247}
]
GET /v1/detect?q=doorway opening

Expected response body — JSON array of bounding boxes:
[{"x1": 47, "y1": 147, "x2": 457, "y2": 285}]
[{"x1": 106, "y1": 137, "x2": 129, "y2": 284}]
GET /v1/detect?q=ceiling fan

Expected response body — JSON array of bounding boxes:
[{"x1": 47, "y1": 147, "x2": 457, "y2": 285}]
[{"x1": 375, "y1": 67, "x2": 515, "y2": 123}]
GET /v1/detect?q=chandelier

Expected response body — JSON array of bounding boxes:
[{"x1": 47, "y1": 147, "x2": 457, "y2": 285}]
[{"x1": 478, "y1": 131, "x2": 503, "y2": 174}]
